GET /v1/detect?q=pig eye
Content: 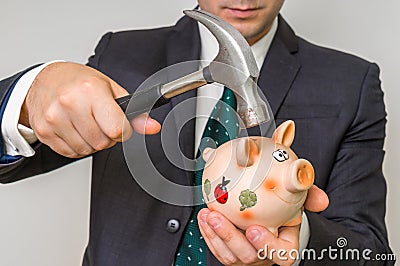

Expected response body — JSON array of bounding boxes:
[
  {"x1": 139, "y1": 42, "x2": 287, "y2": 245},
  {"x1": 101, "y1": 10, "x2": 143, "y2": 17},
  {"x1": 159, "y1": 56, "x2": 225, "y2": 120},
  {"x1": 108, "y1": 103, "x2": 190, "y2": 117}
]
[
  {"x1": 281, "y1": 150, "x2": 289, "y2": 160},
  {"x1": 272, "y1": 149, "x2": 289, "y2": 162}
]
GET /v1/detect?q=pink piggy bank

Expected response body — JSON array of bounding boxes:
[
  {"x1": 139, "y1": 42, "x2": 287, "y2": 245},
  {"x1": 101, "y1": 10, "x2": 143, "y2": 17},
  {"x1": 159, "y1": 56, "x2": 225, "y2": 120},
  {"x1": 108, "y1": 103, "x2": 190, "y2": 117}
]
[{"x1": 201, "y1": 120, "x2": 314, "y2": 236}]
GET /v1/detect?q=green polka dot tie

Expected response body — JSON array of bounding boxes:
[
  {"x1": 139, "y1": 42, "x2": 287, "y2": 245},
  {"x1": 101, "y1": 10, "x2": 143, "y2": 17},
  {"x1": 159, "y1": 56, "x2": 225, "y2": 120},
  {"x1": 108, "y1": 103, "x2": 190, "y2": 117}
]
[{"x1": 175, "y1": 87, "x2": 239, "y2": 266}]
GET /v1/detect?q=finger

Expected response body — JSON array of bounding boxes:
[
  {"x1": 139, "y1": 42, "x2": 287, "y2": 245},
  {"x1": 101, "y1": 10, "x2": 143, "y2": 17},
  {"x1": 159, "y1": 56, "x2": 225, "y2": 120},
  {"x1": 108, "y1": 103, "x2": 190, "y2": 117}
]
[
  {"x1": 70, "y1": 108, "x2": 117, "y2": 151},
  {"x1": 42, "y1": 135, "x2": 79, "y2": 158},
  {"x1": 107, "y1": 78, "x2": 161, "y2": 135},
  {"x1": 54, "y1": 121, "x2": 95, "y2": 156},
  {"x1": 106, "y1": 78, "x2": 141, "y2": 138},
  {"x1": 92, "y1": 91, "x2": 133, "y2": 142},
  {"x1": 200, "y1": 210, "x2": 260, "y2": 265},
  {"x1": 47, "y1": 90, "x2": 115, "y2": 155},
  {"x1": 198, "y1": 209, "x2": 239, "y2": 265},
  {"x1": 304, "y1": 185, "x2": 329, "y2": 212},
  {"x1": 277, "y1": 225, "x2": 300, "y2": 245},
  {"x1": 77, "y1": 76, "x2": 133, "y2": 143},
  {"x1": 35, "y1": 107, "x2": 95, "y2": 157},
  {"x1": 246, "y1": 225, "x2": 299, "y2": 266},
  {"x1": 130, "y1": 113, "x2": 161, "y2": 135}
]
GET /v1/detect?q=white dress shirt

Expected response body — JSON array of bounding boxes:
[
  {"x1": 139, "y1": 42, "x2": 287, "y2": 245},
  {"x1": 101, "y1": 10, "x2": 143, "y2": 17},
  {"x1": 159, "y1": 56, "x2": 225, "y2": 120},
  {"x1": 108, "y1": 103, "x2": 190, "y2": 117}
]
[{"x1": 1, "y1": 18, "x2": 309, "y2": 264}]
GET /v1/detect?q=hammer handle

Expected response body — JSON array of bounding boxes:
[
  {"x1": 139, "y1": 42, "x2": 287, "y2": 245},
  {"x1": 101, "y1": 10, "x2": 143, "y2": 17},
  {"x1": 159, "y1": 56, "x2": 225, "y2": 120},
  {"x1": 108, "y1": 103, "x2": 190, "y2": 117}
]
[{"x1": 115, "y1": 83, "x2": 169, "y2": 120}]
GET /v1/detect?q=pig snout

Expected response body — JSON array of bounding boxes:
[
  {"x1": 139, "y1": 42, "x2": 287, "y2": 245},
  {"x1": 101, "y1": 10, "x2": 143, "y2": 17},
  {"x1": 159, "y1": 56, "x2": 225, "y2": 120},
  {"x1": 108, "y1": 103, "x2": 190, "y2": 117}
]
[{"x1": 285, "y1": 159, "x2": 314, "y2": 193}]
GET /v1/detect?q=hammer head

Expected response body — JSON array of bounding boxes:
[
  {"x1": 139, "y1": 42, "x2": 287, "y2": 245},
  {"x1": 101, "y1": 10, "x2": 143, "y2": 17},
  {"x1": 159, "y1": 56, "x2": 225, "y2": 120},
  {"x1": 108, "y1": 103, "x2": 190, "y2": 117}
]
[{"x1": 184, "y1": 9, "x2": 271, "y2": 128}]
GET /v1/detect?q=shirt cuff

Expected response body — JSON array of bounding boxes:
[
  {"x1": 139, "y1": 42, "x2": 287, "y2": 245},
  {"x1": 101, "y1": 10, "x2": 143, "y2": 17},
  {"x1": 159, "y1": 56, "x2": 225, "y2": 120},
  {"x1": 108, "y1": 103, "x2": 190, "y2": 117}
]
[
  {"x1": 1, "y1": 60, "x2": 63, "y2": 156},
  {"x1": 293, "y1": 212, "x2": 310, "y2": 266}
]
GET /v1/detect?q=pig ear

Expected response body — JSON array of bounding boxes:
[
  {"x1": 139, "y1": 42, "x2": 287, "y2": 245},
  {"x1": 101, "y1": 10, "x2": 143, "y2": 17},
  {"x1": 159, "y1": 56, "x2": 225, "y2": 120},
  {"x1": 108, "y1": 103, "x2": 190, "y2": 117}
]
[
  {"x1": 272, "y1": 120, "x2": 295, "y2": 147},
  {"x1": 202, "y1": 147, "x2": 216, "y2": 162},
  {"x1": 236, "y1": 138, "x2": 260, "y2": 167}
]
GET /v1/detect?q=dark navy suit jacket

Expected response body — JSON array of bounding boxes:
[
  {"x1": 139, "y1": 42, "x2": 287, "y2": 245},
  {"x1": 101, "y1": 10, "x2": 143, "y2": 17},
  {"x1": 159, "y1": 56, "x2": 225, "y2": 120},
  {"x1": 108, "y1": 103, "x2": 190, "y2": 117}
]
[{"x1": 0, "y1": 15, "x2": 393, "y2": 265}]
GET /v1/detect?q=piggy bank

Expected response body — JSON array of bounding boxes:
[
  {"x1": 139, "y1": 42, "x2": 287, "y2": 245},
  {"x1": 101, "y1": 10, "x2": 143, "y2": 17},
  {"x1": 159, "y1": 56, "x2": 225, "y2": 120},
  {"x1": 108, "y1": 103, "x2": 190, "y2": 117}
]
[{"x1": 201, "y1": 120, "x2": 314, "y2": 236}]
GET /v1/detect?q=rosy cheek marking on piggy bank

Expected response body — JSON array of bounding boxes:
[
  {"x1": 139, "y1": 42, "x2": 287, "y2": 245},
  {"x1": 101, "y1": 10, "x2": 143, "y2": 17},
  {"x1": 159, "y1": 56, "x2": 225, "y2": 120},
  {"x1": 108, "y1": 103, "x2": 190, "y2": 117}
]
[
  {"x1": 264, "y1": 179, "x2": 276, "y2": 190},
  {"x1": 240, "y1": 210, "x2": 254, "y2": 220}
]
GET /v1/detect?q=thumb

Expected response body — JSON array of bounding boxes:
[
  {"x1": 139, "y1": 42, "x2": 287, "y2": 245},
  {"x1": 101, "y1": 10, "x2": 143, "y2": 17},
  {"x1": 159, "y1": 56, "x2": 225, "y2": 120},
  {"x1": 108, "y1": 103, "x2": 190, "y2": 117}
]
[
  {"x1": 131, "y1": 113, "x2": 161, "y2": 135},
  {"x1": 304, "y1": 185, "x2": 329, "y2": 212}
]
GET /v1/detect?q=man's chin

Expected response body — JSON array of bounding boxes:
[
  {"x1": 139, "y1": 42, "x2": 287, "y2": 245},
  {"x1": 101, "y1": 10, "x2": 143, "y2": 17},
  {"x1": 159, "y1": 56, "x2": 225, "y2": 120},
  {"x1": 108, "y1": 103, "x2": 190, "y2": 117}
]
[{"x1": 228, "y1": 23, "x2": 261, "y2": 41}]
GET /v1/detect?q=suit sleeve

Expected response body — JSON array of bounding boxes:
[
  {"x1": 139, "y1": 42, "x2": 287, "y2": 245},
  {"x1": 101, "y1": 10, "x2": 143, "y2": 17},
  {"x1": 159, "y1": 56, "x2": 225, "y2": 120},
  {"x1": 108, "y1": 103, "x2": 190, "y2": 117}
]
[{"x1": 304, "y1": 63, "x2": 393, "y2": 265}]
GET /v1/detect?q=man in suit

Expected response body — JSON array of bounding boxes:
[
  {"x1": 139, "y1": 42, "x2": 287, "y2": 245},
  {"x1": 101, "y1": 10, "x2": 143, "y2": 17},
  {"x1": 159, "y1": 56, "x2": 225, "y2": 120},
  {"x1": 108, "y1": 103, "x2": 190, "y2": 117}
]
[{"x1": 0, "y1": 0, "x2": 392, "y2": 265}]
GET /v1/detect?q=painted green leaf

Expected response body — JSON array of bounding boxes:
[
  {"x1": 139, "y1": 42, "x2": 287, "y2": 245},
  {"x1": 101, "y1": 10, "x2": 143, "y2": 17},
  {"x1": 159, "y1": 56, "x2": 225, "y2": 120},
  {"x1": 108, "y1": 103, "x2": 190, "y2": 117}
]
[
  {"x1": 239, "y1": 189, "x2": 257, "y2": 211},
  {"x1": 204, "y1": 179, "x2": 211, "y2": 201}
]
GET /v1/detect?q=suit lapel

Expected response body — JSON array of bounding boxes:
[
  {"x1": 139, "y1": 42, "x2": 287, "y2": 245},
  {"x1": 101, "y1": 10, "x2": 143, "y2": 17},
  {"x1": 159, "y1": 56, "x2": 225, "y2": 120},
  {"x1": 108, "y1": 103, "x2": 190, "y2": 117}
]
[
  {"x1": 166, "y1": 16, "x2": 201, "y2": 69},
  {"x1": 258, "y1": 16, "x2": 300, "y2": 117}
]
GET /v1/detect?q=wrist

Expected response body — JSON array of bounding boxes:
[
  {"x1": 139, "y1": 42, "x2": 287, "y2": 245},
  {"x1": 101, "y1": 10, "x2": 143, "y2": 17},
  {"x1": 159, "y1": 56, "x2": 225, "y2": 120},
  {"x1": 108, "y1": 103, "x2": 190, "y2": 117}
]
[{"x1": 19, "y1": 99, "x2": 30, "y2": 127}]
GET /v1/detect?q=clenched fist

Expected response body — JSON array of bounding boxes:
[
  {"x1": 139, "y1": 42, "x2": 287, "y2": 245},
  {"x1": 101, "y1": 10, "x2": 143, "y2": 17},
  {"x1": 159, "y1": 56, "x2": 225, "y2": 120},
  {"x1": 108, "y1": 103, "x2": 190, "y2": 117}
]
[{"x1": 20, "y1": 62, "x2": 160, "y2": 158}]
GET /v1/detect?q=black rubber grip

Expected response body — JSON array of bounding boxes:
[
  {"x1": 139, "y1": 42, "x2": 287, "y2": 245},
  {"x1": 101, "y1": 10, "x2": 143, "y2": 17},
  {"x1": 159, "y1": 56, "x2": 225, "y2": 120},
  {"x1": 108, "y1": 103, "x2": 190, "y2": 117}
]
[
  {"x1": 202, "y1": 65, "x2": 214, "y2": 83},
  {"x1": 115, "y1": 83, "x2": 169, "y2": 120}
]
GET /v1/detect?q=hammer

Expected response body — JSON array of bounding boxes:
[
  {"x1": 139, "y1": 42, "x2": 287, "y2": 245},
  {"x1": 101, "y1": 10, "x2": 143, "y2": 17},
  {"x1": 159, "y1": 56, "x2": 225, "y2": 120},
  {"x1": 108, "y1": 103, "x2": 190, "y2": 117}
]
[{"x1": 116, "y1": 9, "x2": 270, "y2": 128}]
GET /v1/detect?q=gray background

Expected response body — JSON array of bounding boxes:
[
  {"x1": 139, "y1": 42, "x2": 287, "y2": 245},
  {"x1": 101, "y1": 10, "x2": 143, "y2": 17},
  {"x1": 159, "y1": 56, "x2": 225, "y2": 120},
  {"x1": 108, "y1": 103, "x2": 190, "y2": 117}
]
[{"x1": 0, "y1": 1, "x2": 398, "y2": 265}]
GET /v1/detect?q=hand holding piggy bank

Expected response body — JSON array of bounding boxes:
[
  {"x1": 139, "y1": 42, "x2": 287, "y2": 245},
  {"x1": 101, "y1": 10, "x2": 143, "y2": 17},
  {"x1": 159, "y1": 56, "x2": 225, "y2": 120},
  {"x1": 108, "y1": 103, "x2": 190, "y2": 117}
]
[{"x1": 201, "y1": 120, "x2": 314, "y2": 236}]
